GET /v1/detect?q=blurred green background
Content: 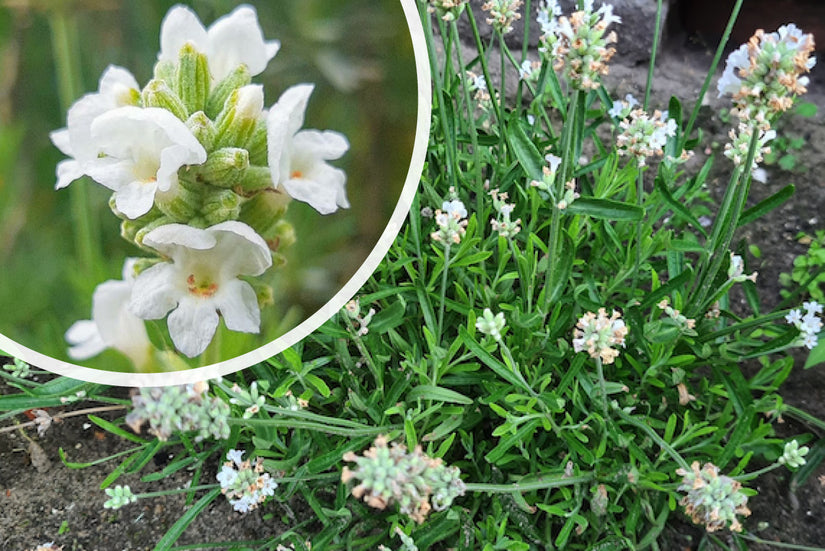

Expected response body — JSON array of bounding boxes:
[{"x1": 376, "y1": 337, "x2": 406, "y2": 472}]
[{"x1": 0, "y1": 0, "x2": 419, "y2": 370}]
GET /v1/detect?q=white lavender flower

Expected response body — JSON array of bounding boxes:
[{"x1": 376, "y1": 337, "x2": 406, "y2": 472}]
[
  {"x1": 217, "y1": 449, "x2": 278, "y2": 513},
  {"x1": 538, "y1": 0, "x2": 621, "y2": 90},
  {"x1": 481, "y1": 0, "x2": 523, "y2": 35},
  {"x1": 475, "y1": 308, "x2": 507, "y2": 341},
  {"x1": 616, "y1": 108, "x2": 677, "y2": 167},
  {"x1": 778, "y1": 440, "x2": 809, "y2": 469},
  {"x1": 572, "y1": 308, "x2": 628, "y2": 364},
  {"x1": 342, "y1": 435, "x2": 466, "y2": 524},
  {"x1": 718, "y1": 24, "x2": 816, "y2": 127},
  {"x1": 786, "y1": 300, "x2": 822, "y2": 350},
  {"x1": 676, "y1": 462, "x2": 751, "y2": 532}
]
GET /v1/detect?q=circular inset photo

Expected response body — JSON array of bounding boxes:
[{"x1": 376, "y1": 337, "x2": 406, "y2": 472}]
[{"x1": 0, "y1": 0, "x2": 429, "y2": 384}]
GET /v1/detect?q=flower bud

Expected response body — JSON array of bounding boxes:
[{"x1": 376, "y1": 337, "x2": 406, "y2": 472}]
[
  {"x1": 206, "y1": 64, "x2": 252, "y2": 119},
  {"x1": 198, "y1": 147, "x2": 249, "y2": 188},
  {"x1": 245, "y1": 121, "x2": 268, "y2": 166},
  {"x1": 238, "y1": 165, "x2": 278, "y2": 192},
  {"x1": 202, "y1": 188, "x2": 242, "y2": 225},
  {"x1": 155, "y1": 180, "x2": 202, "y2": 222},
  {"x1": 185, "y1": 111, "x2": 217, "y2": 152},
  {"x1": 142, "y1": 79, "x2": 188, "y2": 121},
  {"x1": 214, "y1": 84, "x2": 264, "y2": 150},
  {"x1": 239, "y1": 189, "x2": 292, "y2": 241},
  {"x1": 242, "y1": 277, "x2": 275, "y2": 307},
  {"x1": 152, "y1": 59, "x2": 177, "y2": 89},
  {"x1": 176, "y1": 42, "x2": 210, "y2": 114}
]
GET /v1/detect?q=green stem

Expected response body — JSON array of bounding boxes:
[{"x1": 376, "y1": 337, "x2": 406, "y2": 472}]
[
  {"x1": 733, "y1": 462, "x2": 781, "y2": 482},
  {"x1": 612, "y1": 404, "x2": 691, "y2": 471},
  {"x1": 347, "y1": 323, "x2": 383, "y2": 393},
  {"x1": 420, "y1": 4, "x2": 459, "y2": 191},
  {"x1": 437, "y1": 243, "x2": 452, "y2": 344},
  {"x1": 595, "y1": 357, "x2": 609, "y2": 419},
  {"x1": 465, "y1": 472, "x2": 593, "y2": 493},
  {"x1": 739, "y1": 534, "x2": 825, "y2": 551},
  {"x1": 136, "y1": 484, "x2": 219, "y2": 499},
  {"x1": 689, "y1": 127, "x2": 761, "y2": 317},
  {"x1": 466, "y1": 6, "x2": 503, "y2": 125},
  {"x1": 543, "y1": 91, "x2": 582, "y2": 314},
  {"x1": 681, "y1": 0, "x2": 744, "y2": 147},
  {"x1": 642, "y1": 0, "x2": 664, "y2": 110},
  {"x1": 631, "y1": 168, "x2": 644, "y2": 296},
  {"x1": 450, "y1": 21, "x2": 484, "y2": 220},
  {"x1": 48, "y1": 8, "x2": 103, "y2": 285}
]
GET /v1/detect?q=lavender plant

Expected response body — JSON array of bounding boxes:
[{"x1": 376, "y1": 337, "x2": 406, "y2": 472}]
[{"x1": 5, "y1": 1, "x2": 825, "y2": 550}]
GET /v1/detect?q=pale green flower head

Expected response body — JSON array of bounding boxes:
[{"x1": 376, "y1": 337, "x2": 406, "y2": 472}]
[
  {"x1": 342, "y1": 435, "x2": 466, "y2": 524},
  {"x1": 779, "y1": 439, "x2": 809, "y2": 469},
  {"x1": 3, "y1": 357, "x2": 31, "y2": 379},
  {"x1": 676, "y1": 462, "x2": 751, "y2": 533},
  {"x1": 476, "y1": 308, "x2": 506, "y2": 342},
  {"x1": 428, "y1": 0, "x2": 467, "y2": 22},
  {"x1": 103, "y1": 485, "x2": 137, "y2": 509}
]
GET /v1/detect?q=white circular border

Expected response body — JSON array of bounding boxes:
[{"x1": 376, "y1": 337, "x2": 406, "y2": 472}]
[{"x1": 0, "y1": 0, "x2": 431, "y2": 387}]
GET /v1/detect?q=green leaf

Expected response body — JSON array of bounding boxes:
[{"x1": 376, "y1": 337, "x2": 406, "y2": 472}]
[
  {"x1": 655, "y1": 176, "x2": 708, "y2": 238},
  {"x1": 152, "y1": 488, "x2": 221, "y2": 551},
  {"x1": 794, "y1": 101, "x2": 818, "y2": 117},
  {"x1": 368, "y1": 300, "x2": 406, "y2": 333},
  {"x1": 87, "y1": 414, "x2": 147, "y2": 444},
  {"x1": 566, "y1": 198, "x2": 643, "y2": 221},
  {"x1": 304, "y1": 374, "x2": 331, "y2": 398},
  {"x1": 738, "y1": 185, "x2": 794, "y2": 227},
  {"x1": 506, "y1": 115, "x2": 544, "y2": 182},
  {"x1": 458, "y1": 326, "x2": 525, "y2": 389},
  {"x1": 804, "y1": 336, "x2": 825, "y2": 369},
  {"x1": 406, "y1": 385, "x2": 473, "y2": 404}
]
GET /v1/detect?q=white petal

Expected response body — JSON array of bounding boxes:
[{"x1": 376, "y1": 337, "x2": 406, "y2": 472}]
[
  {"x1": 92, "y1": 279, "x2": 152, "y2": 368},
  {"x1": 65, "y1": 320, "x2": 106, "y2": 360},
  {"x1": 159, "y1": 5, "x2": 208, "y2": 63},
  {"x1": 98, "y1": 65, "x2": 140, "y2": 104},
  {"x1": 114, "y1": 179, "x2": 160, "y2": 220},
  {"x1": 281, "y1": 166, "x2": 349, "y2": 215},
  {"x1": 50, "y1": 128, "x2": 72, "y2": 156},
  {"x1": 54, "y1": 159, "x2": 85, "y2": 190},
  {"x1": 167, "y1": 297, "x2": 220, "y2": 357},
  {"x1": 206, "y1": 5, "x2": 278, "y2": 80},
  {"x1": 130, "y1": 263, "x2": 183, "y2": 320},
  {"x1": 207, "y1": 221, "x2": 272, "y2": 277},
  {"x1": 216, "y1": 279, "x2": 261, "y2": 333},
  {"x1": 141, "y1": 223, "x2": 218, "y2": 256},
  {"x1": 293, "y1": 130, "x2": 349, "y2": 160},
  {"x1": 270, "y1": 84, "x2": 314, "y2": 136}
]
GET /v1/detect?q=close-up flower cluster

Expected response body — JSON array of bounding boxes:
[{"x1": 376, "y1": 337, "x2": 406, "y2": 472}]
[
  {"x1": 52, "y1": 4, "x2": 349, "y2": 365},
  {"x1": 572, "y1": 308, "x2": 628, "y2": 364},
  {"x1": 616, "y1": 108, "x2": 677, "y2": 166},
  {"x1": 216, "y1": 449, "x2": 278, "y2": 513},
  {"x1": 537, "y1": 0, "x2": 621, "y2": 90},
  {"x1": 676, "y1": 461, "x2": 751, "y2": 533},
  {"x1": 341, "y1": 435, "x2": 466, "y2": 524},
  {"x1": 125, "y1": 381, "x2": 230, "y2": 441}
]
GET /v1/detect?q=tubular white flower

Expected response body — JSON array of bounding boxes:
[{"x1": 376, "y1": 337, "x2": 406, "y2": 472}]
[
  {"x1": 65, "y1": 258, "x2": 153, "y2": 370},
  {"x1": 159, "y1": 4, "x2": 280, "y2": 83},
  {"x1": 267, "y1": 84, "x2": 350, "y2": 215},
  {"x1": 85, "y1": 106, "x2": 207, "y2": 219},
  {"x1": 129, "y1": 221, "x2": 272, "y2": 358},
  {"x1": 50, "y1": 65, "x2": 140, "y2": 190}
]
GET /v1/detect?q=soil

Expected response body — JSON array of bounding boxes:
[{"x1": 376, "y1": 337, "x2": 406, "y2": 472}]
[{"x1": 3, "y1": 9, "x2": 825, "y2": 551}]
